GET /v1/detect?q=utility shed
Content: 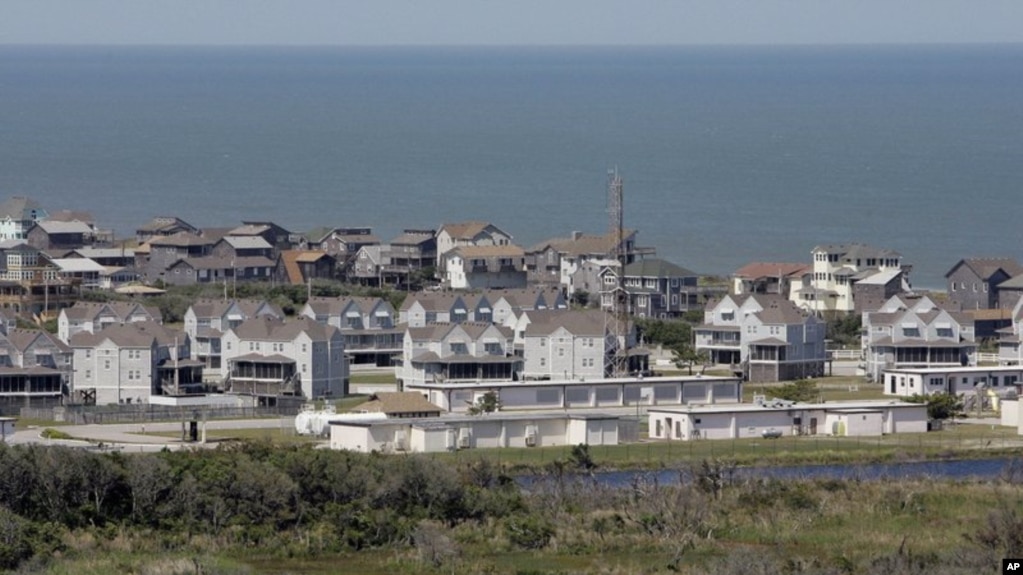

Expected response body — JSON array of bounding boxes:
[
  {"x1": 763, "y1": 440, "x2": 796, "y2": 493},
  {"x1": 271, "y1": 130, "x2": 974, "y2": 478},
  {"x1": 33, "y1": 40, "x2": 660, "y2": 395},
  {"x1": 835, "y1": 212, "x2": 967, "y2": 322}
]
[
  {"x1": 648, "y1": 400, "x2": 927, "y2": 441},
  {"x1": 0, "y1": 417, "x2": 14, "y2": 442},
  {"x1": 328, "y1": 412, "x2": 619, "y2": 453}
]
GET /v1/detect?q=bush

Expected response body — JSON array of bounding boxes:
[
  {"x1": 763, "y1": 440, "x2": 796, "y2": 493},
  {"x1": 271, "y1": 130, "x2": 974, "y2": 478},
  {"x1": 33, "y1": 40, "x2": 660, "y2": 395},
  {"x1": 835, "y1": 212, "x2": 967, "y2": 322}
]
[{"x1": 505, "y1": 515, "x2": 555, "y2": 550}]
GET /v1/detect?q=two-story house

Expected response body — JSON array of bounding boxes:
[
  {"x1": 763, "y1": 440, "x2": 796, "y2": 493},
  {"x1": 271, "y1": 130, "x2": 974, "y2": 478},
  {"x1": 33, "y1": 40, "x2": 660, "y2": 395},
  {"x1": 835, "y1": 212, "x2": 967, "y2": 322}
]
[
  {"x1": 732, "y1": 262, "x2": 809, "y2": 299},
  {"x1": 183, "y1": 299, "x2": 282, "y2": 379},
  {"x1": 0, "y1": 241, "x2": 77, "y2": 318},
  {"x1": 0, "y1": 197, "x2": 48, "y2": 241},
  {"x1": 435, "y1": 221, "x2": 513, "y2": 273},
  {"x1": 57, "y1": 301, "x2": 163, "y2": 343},
  {"x1": 397, "y1": 322, "x2": 520, "y2": 388},
  {"x1": 524, "y1": 229, "x2": 653, "y2": 291},
  {"x1": 519, "y1": 310, "x2": 614, "y2": 380},
  {"x1": 350, "y1": 230, "x2": 437, "y2": 288},
  {"x1": 617, "y1": 258, "x2": 699, "y2": 319},
  {"x1": 795, "y1": 243, "x2": 907, "y2": 314},
  {"x1": 211, "y1": 236, "x2": 274, "y2": 260},
  {"x1": 861, "y1": 294, "x2": 976, "y2": 382},
  {"x1": 945, "y1": 257, "x2": 1023, "y2": 311},
  {"x1": 276, "y1": 250, "x2": 337, "y2": 285},
  {"x1": 70, "y1": 321, "x2": 197, "y2": 405},
  {"x1": 488, "y1": 287, "x2": 568, "y2": 325},
  {"x1": 399, "y1": 292, "x2": 472, "y2": 327},
  {"x1": 26, "y1": 220, "x2": 94, "y2": 251},
  {"x1": 695, "y1": 294, "x2": 826, "y2": 382},
  {"x1": 0, "y1": 329, "x2": 71, "y2": 408},
  {"x1": 143, "y1": 232, "x2": 214, "y2": 281},
  {"x1": 301, "y1": 296, "x2": 400, "y2": 366},
  {"x1": 135, "y1": 216, "x2": 199, "y2": 244},
  {"x1": 997, "y1": 297, "x2": 1023, "y2": 366},
  {"x1": 442, "y1": 245, "x2": 527, "y2": 290},
  {"x1": 221, "y1": 316, "x2": 347, "y2": 401}
]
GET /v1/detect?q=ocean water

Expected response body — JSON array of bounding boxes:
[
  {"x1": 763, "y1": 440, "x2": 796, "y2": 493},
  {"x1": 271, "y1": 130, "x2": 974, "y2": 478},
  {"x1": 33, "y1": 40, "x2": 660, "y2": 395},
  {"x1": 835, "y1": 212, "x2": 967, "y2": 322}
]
[{"x1": 1, "y1": 44, "x2": 1021, "y2": 289}]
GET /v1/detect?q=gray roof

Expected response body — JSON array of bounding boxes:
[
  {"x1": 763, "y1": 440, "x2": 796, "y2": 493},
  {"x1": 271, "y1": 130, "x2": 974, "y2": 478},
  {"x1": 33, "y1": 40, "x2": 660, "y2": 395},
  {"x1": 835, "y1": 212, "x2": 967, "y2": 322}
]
[
  {"x1": 948, "y1": 258, "x2": 1023, "y2": 281},
  {"x1": 998, "y1": 274, "x2": 1023, "y2": 290},
  {"x1": 34, "y1": 220, "x2": 93, "y2": 235},
  {"x1": 61, "y1": 301, "x2": 162, "y2": 323},
  {"x1": 812, "y1": 243, "x2": 901, "y2": 259},
  {"x1": 172, "y1": 256, "x2": 275, "y2": 270},
  {"x1": 230, "y1": 316, "x2": 339, "y2": 342},
  {"x1": 148, "y1": 231, "x2": 212, "y2": 247},
  {"x1": 0, "y1": 197, "x2": 45, "y2": 220},
  {"x1": 188, "y1": 298, "x2": 281, "y2": 320},
  {"x1": 221, "y1": 236, "x2": 273, "y2": 250},
  {"x1": 69, "y1": 321, "x2": 182, "y2": 348},
  {"x1": 624, "y1": 258, "x2": 696, "y2": 278},
  {"x1": 523, "y1": 309, "x2": 606, "y2": 337}
]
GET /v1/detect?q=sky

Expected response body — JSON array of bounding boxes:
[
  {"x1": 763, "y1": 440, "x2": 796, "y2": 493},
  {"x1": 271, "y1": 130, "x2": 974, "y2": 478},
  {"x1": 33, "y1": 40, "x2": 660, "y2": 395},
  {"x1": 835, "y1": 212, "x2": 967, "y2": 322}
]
[{"x1": 3, "y1": 0, "x2": 1023, "y2": 46}]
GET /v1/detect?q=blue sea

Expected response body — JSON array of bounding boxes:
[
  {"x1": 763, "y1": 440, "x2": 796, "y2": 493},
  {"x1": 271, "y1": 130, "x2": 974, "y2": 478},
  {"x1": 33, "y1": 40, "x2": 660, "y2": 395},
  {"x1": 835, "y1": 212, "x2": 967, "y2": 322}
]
[{"x1": 2, "y1": 44, "x2": 1021, "y2": 289}]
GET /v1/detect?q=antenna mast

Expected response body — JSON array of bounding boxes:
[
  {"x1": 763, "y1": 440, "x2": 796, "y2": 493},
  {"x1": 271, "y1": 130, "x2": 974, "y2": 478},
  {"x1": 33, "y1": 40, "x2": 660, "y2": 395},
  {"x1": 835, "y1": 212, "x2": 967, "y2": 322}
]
[{"x1": 604, "y1": 168, "x2": 629, "y2": 378}]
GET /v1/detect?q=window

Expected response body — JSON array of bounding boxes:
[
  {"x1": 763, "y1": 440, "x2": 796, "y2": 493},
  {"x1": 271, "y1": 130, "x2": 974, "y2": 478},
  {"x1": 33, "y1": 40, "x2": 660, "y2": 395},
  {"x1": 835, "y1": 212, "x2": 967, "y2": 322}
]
[
  {"x1": 558, "y1": 348, "x2": 565, "y2": 357},
  {"x1": 85, "y1": 370, "x2": 91, "y2": 379},
  {"x1": 302, "y1": 363, "x2": 307, "y2": 373},
  {"x1": 104, "y1": 360, "x2": 110, "y2": 370},
  {"x1": 540, "y1": 338, "x2": 547, "y2": 347},
  {"x1": 85, "y1": 350, "x2": 91, "y2": 359},
  {"x1": 540, "y1": 357, "x2": 546, "y2": 367}
]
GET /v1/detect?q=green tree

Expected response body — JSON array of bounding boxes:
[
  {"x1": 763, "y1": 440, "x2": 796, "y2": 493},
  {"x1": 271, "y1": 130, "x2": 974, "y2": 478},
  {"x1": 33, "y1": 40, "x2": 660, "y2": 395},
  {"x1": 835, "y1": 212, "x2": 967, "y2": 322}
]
[
  {"x1": 671, "y1": 342, "x2": 707, "y2": 375},
  {"x1": 907, "y1": 393, "x2": 963, "y2": 420},
  {"x1": 636, "y1": 318, "x2": 692, "y2": 348},
  {"x1": 467, "y1": 391, "x2": 501, "y2": 415},
  {"x1": 765, "y1": 379, "x2": 820, "y2": 403}
]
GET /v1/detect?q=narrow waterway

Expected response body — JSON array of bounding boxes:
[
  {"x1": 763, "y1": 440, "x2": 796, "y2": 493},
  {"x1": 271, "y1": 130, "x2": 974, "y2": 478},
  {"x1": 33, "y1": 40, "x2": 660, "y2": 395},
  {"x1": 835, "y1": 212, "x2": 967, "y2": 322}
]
[{"x1": 521, "y1": 457, "x2": 1023, "y2": 488}]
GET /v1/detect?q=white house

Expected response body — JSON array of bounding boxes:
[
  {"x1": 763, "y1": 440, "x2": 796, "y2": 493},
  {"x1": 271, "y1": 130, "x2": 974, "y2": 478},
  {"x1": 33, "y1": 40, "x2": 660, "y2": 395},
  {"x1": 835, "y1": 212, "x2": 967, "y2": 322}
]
[
  {"x1": 694, "y1": 294, "x2": 826, "y2": 382},
  {"x1": 795, "y1": 243, "x2": 905, "y2": 313},
  {"x1": 397, "y1": 322, "x2": 520, "y2": 388},
  {"x1": 0, "y1": 197, "x2": 47, "y2": 241},
  {"x1": 862, "y1": 294, "x2": 976, "y2": 382},
  {"x1": 519, "y1": 310, "x2": 613, "y2": 380},
  {"x1": 442, "y1": 245, "x2": 527, "y2": 290},
  {"x1": 70, "y1": 321, "x2": 197, "y2": 405},
  {"x1": 648, "y1": 400, "x2": 928, "y2": 441},
  {"x1": 301, "y1": 296, "x2": 400, "y2": 366},
  {"x1": 58, "y1": 301, "x2": 163, "y2": 344},
  {"x1": 183, "y1": 299, "x2": 282, "y2": 379},
  {"x1": 435, "y1": 220, "x2": 513, "y2": 272}
]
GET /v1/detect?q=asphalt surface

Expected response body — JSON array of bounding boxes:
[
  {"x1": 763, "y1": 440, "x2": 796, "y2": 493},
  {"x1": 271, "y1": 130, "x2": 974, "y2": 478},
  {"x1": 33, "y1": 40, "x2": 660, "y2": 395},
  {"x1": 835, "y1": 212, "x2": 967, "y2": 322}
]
[{"x1": 5, "y1": 418, "x2": 294, "y2": 452}]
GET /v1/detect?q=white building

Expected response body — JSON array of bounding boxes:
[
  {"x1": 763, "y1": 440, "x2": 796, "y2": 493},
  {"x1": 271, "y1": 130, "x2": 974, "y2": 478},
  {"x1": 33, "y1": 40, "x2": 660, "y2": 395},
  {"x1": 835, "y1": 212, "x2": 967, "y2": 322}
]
[
  {"x1": 519, "y1": 309, "x2": 614, "y2": 380},
  {"x1": 881, "y1": 366, "x2": 1023, "y2": 397},
  {"x1": 58, "y1": 301, "x2": 163, "y2": 344},
  {"x1": 301, "y1": 296, "x2": 401, "y2": 366},
  {"x1": 442, "y1": 245, "x2": 527, "y2": 290},
  {"x1": 0, "y1": 197, "x2": 47, "y2": 241},
  {"x1": 862, "y1": 294, "x2": 976, "y2": 382},
  {"x1": 329, "y1": 412, "x2": 619, "y2": 453},
  {"x1": 405, "y1": 374, "x2": 742, "y2": 413},
  {"x1": 695, "y1": 294, "x2": 826, "y2": 382},
  {"x1": 70, "y1": 321, "x2": 197, "y2": 405},
  {"x1": 648, "y1": 400, "x2": 928, "y2": 441},
  {"x1": 398, "y1": 322, "x2": 520, "y2": 388},
  {"x1": 184, "y1": 299, "x2": 282, "y2": 378},
  {"x1": 795, "y1": 243, "x2": 905, "y2": 313}
]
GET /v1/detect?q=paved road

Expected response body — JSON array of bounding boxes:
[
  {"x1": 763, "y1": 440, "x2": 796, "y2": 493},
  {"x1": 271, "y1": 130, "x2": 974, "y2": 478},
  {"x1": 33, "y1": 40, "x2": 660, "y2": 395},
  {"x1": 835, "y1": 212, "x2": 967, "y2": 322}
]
[{"x1": 4, "y1": 418, "x2": 294, "y2": 451}]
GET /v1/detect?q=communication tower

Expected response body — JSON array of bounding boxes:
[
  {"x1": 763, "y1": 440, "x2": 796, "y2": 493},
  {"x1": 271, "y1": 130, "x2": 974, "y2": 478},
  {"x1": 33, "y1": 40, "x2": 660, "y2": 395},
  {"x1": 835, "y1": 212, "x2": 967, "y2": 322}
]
[{"x1": 603, "y1": 168, "x2": 630, "y2": 378}]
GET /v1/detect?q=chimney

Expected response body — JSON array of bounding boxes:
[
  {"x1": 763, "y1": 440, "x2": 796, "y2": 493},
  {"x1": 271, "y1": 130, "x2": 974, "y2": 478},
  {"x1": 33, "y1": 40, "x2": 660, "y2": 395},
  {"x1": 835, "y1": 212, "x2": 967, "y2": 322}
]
[{"x1": 571, "y1": 231, "x2": 582, "y2": 241}]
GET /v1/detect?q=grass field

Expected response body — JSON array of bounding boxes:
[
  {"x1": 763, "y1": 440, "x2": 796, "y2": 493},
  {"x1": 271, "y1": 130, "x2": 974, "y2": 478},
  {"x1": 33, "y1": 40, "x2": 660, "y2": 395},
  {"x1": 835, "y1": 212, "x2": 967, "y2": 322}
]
[{"x1": 421, "y1": 423, "x2": 1023, "y2": 470}]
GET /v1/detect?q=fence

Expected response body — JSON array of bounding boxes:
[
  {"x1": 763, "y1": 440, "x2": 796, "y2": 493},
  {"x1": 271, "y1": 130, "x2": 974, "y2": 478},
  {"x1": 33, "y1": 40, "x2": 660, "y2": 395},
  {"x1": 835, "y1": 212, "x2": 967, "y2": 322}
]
[{"x1": 19, "y1": 403, "x2": 301, "y2": 425}]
